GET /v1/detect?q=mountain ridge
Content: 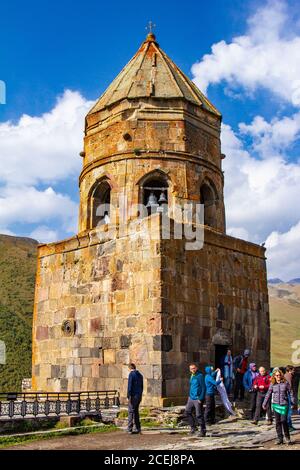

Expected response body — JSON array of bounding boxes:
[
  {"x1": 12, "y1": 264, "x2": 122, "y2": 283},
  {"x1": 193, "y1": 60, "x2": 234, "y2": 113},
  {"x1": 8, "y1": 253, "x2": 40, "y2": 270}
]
[{"x1": 0, "y1": 234, "x2": 38, "y2": 391}]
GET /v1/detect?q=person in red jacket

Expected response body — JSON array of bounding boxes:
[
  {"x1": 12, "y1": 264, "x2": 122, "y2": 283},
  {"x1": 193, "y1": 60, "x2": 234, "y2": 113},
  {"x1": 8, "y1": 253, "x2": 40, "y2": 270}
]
[{"x1": 252, "y1": 366, "x2": 272, "y2": 425}]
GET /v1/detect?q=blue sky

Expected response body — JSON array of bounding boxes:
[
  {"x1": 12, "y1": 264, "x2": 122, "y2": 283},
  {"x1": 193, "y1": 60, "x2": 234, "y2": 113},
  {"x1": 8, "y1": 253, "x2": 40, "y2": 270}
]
[
  {"x1": 0, "y1": 0, "x2": 246, "y2": 118},
  {"x1": 1, "y1": 0, "x2": 300, "y2": 279},
  {"x1": 0, "y1": 0, "x2": 291, "y2": 124}
]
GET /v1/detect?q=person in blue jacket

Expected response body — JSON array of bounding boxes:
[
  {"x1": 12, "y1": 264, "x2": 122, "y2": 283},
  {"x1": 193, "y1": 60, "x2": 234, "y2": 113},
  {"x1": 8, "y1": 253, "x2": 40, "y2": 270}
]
[
  {"x1": 243, "y1": 362, "x2": 259, "y2": 420},
  {"x1": 127, "y1": 363, "x2": 143, "y2": 434},
  {"x1": 204, "y1": 366, "x2": 222, "y2": 425},
  {"x1": 185, "y1": 363, "x2": 206, "y2": 437}
]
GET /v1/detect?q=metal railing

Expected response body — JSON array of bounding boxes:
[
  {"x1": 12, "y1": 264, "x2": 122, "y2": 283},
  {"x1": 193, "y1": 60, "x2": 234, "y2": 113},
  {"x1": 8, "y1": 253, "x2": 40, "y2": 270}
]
[{"x1": 0, "y1": 390, "x2": 120, "y2": 419}]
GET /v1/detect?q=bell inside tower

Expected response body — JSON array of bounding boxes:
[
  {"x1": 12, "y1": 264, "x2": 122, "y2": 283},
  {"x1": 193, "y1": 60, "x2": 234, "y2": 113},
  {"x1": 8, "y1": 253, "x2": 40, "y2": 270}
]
[{"x1": 142, "y1": 177, "x2": 169, "y2": 216}]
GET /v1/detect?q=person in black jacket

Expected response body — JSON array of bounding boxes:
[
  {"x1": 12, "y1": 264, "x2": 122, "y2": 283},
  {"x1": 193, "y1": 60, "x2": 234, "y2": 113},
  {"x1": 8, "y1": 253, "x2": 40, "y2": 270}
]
[{"x1": 127, "y1": 363, "x2": 143, "y2": 434}]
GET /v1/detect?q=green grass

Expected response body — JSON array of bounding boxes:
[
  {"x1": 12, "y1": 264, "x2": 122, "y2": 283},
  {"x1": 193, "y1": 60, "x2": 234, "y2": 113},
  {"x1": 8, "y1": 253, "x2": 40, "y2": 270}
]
[
  {"x1": 0, "y1": 235, "x2": 38, "y2": 391},
  {"x1": 117, "y1": 407, "x2": 151, "y2": 420},
  {"x1": 139, "y1": 407, "x2": 151, "y2": 417},
  {"x1": 0, "y1": 424, "x2": 117, "y2": 448},
  {"x1": 79, "y1": 417, "x2": 99, "y2": 426},
  {"x1": 269, "y1": 296, "x2": 300, "y2": 366},
  {"x1": 54, "y1": 421, "x2": 69, "y2": 430},
  {"x1": 117, "y1": 410, "x2": 128, "y2": 419},
  {"x1": 140, "y1": 419, "x2": 161, "y2": 427}
]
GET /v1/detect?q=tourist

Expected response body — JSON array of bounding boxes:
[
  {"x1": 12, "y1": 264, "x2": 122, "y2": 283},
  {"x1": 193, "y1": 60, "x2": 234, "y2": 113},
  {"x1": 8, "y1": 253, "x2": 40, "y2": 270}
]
[
  {"x1": 262, "y1": 369, "x2": 294, "y2": 445},
  {"x1": 243, "y1": 363, "x2": 259, "y2": 420},
  {"x1": 127, "y1": 363, "x2": 143, "y2": 434},
  {"x1": 252, "y1": 366, "x2": 272, "y2": 425},
  {"x1": 204, "y1": 366, "x2": 223, "y2": 425},
  {"x1": 233, "y1": 349, "x2": 250, "y2": 401},
  {"x1": 221, "y1": 349, "x2": 234, "y2": 395},
  {"x1": 284, "y1": 365, "x2": 296, "y2": 431},
  {"x1": 185, "y1": 363, "x2": 206, "y2": 437}
]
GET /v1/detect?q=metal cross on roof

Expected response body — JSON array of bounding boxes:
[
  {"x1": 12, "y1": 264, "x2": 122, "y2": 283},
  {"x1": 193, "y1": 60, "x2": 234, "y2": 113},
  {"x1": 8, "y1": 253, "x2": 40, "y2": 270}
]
[{"x1": 146, "y1": 21, "x2": 156, "y2": 34}]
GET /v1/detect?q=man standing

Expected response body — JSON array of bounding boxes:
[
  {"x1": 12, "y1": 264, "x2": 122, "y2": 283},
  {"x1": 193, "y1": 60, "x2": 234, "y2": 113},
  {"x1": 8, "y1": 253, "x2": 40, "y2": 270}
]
[
  {"x1": 185, "y1": 363, "x2": 206, "y2": 437},
  {"x1": 127, "y1": 363, "x2": 143, "y2": 434},
  {"x1": 233, "y1": 349, "x2": 250, "y2": 402}
]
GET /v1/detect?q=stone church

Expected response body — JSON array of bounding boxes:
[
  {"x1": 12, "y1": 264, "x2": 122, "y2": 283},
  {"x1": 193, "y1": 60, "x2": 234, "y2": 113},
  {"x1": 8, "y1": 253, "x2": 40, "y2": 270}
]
[{"x1": 32, "y1": 32, "x2": 270, "y2": 406}]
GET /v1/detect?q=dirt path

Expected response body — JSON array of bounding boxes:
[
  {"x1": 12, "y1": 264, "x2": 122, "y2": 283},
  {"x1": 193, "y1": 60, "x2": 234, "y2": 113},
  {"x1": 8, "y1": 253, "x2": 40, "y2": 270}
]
[{"x1": 5, "y1": 416, "x2": 300, "y2": 451}]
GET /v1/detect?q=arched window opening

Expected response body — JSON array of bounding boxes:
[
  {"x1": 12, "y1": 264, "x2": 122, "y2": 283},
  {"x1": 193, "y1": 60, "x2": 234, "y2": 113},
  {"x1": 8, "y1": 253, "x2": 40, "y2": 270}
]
[
  {"x1": 91, "y1": 180, "x2": 111, "y2": 228},
  {"x1": 200, "y1": 182, "x2": 217, "y2": 227},
  {"x1": 142, "y1": 177, "x2": 169, "y2": 216}
]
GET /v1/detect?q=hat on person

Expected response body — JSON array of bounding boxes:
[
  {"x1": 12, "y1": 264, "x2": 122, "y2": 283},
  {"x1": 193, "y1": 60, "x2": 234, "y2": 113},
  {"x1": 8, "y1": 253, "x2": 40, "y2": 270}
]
[{"x1": 244, "y1": 349, "x2": 250, "y2": 356}]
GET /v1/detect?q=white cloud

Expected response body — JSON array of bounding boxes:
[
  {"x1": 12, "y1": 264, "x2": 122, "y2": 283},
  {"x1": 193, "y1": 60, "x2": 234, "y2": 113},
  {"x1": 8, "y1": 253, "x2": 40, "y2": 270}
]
[
  {"x1": 0, "y1": 185, "x2": 78, "y2": 233},
  {"x1": 265, "y1": 221, "x2": 300, "y2": 279},
  {"x1": 221, "y1": 122, "x2": 300, "y2": 277},
  {"x1": 191, "y1": 0, "x2": 300, "y2": 278},
  {"x1": 191, "y1": 0, "x2": 300, "y2": 106},
  {"x1": 30, "y1": 226, "x2": 59, "y2": 243},
  {"x1": 0, "y1": 90, "x2": 93, "y2": 240},
  {"x1": 0, "y1": 227, "x2": 15, "y2": 236},
  {"x1": 0, "y1": 90, "x2": 93, "y2": 186},
  {"x1": 226, "y1": 226, "x2": 250, "y2": 240},
  {"x1": 239, "y1": 112, "x2": 300, "y2": 158}
]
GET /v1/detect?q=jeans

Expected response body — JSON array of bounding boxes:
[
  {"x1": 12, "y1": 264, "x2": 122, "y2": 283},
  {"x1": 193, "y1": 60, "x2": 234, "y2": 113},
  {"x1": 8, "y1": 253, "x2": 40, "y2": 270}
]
[
  {"x1": 127, "y1": 394, "x2": 142, "y2": 432},
  {"x1": 204, "y1": 395, "x2": 216, "y2": 424},
  {"x1": 254, "y1": 391, "x2": 272, "y2": 422},
  {"x1": 185, "y1": 397, "x2": 206, "y2": 432},
  {"x1": 274, "y1": 410, "x2": 290, "y2": 442},
  {"x1": 233, "y1": 372, "x2": 245, "y2": 400}
]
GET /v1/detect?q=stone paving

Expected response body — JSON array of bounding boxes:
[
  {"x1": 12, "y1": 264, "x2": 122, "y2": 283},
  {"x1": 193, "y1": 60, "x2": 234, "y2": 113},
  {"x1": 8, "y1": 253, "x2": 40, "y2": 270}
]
[{"x1": 5, "y1": 415, "x2": 300, "y2": 451}]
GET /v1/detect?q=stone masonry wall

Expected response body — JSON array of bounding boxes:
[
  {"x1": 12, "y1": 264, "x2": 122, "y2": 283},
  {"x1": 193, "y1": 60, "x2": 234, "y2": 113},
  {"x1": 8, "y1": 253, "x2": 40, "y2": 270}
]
[
  {"x1": 160, "y1": 224, "x2": 270, "y2": 405},
  {"x1": 32, "y1": 216, "x2": 270, "y2": 407},
  {"x1": 32, "y1": 217, "x2": 165, "y2": 406}
]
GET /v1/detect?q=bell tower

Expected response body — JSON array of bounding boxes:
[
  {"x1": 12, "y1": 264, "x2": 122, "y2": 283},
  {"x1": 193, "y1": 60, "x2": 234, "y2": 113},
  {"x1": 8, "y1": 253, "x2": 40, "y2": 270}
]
[
  {"x1": 32, "y1": 33, "x2": 269, "y2": 406},
  {"x1": 78, "y1": 32, "x2": 225, "y2": 234}
]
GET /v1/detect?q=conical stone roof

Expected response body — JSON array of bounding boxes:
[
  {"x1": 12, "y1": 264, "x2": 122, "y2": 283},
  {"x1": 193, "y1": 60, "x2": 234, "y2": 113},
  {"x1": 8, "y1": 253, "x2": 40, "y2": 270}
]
[{"x1": 88, "y1": 33, "x2": 221, "y2": 117}]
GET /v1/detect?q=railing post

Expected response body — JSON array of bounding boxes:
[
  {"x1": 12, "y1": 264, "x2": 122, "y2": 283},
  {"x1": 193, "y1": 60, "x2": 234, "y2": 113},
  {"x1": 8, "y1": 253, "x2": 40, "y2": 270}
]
[{"x1": 104, "y1": 392, "x2": 109, "y2": 409}]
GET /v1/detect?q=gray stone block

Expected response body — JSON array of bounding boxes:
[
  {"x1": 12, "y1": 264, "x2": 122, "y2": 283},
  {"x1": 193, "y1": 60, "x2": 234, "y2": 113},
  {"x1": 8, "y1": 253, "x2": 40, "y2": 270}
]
[
  {"x1": 147, "y1": 379, "x2": 166, "y2": 396},
  {"x1": 126, "y1": 317, "x2": 137, "y2": 328},
  {"x1": 120, "y1": 335, "x2": 132, "y2": 349},
  {"x1": 153, "y1": 335, "x2": 173, "y2": 352},
  {"x1": 82, "y1": 365, "x2": 92, "y2": 376},
  {"x1": 51, "y1": 365, "x2": 60, "y2": 378}
]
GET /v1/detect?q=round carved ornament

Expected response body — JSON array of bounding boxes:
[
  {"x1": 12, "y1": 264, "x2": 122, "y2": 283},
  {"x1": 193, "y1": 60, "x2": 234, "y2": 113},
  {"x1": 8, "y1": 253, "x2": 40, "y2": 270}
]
[{"x1": 61, "y1": 319, "x2": 76, "y2": 337}]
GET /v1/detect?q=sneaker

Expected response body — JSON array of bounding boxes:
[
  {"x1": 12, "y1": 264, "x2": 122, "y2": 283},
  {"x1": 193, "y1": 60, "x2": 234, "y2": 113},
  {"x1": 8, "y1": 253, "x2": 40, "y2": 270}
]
[
  {"x1": 286, "y1": 439, "x2": 293, "y2": 446},
  {"x1": 267, "y1": 421, "x2": 273, "y2": 426},
  {"x1": 127, "y1": 430, "x2": 133, "y2": 434},
  {"x1": 251, "y1": 420, "x2": 258, "y2": 425},
  {"x1": 189, "y1": 429, "x2": 196, "y2": 435},
  {"x1": 198, "y1": 430, "x2": 206, "y2": 437},
  {"x1": 132, "y1": 429, "x2": 141, "y2": 434},
  {"x1": 276, "y1": 440, "x2": 284, "y2": 445}
]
